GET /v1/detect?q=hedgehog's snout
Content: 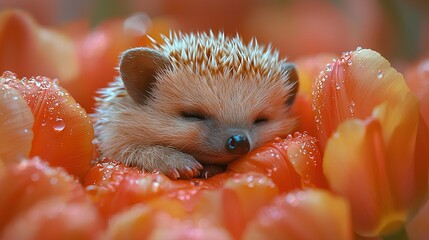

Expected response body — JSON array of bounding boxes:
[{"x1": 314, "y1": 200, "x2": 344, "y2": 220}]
[
  {"x1": 225, "y1": 134, "x2": 251, "y2": 155},
  {"x1": 225, "y1": 134, "x2": 250, "y2": 155}
]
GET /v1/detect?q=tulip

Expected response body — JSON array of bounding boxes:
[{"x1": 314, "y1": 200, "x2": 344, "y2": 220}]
[{"x1": 314, "y1": 48, "x2": 429, "y2": 237}]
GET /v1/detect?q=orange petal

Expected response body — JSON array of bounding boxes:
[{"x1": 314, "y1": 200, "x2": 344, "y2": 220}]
[
  {"x1": 292, "y1": 54, "x2": 338, "y2": 137},
  {"x1": 1, "y1": 198, "x2": 103, "y2": 240},
  {"x1": 405, "y1": 58, "x2": 429, "y2": 127},
  {"x1": 106, "y1": 204, "x2": 232, "y2": 240},
  {"x1": 1, "y1": 71, "x2": 94, "y2": 181},
  {"x1": 194, "y1": 173, "x2": 278, "y2": 239},
  {"x1": 324, "y1": 92, "x2": 420, "y2": 237},
  {"x1": 0, "y1": 9, "x2": 78, "y2": 81},
  {"x1": 84, "y1": 159, "x2": 218, "y2": 218},
  {"x1": 0, "y1": 85, "x2": 34, "y2": 163},
  {"x1": 242, "y1": 189, "x2": 353, "y2": 240},
  {"x1": 229, "y1": 133, "x2": 326, "y2": 192},
  {"x1": 295, "y1": 53, "x2": 338, "y2": 98},
  {"x1": 407, "y1": 198, "x2": 429, "y2": 240},
  {"x1": 0, "y1": 158, "x2": 86, "y2": 232},
  {"x1": 313, "y1": 48, "x2": 411, "y2": 150}
]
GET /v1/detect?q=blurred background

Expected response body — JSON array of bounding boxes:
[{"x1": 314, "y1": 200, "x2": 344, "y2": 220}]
[
  {"x1": 0, "y1": 0, "x2": 428, "y2": 111},
  {"x1": 1, "y1": 0, "x2": 428, "y2": 60}
]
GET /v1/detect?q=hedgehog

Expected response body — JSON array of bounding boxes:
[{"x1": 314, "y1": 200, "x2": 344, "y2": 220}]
[{"x1": 93, "y1": 32, "x2": 299, "y2": 179}]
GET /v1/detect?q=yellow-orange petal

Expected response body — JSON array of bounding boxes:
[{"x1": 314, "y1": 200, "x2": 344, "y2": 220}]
[
  {"x1": 313, "y1": 48, "x2": 411, "y2": 150},
  {"x1": 242, "y1": 189, "x2": 353, "y2": 240},
  {"x1": 0, "y1": 9, "x2": 78, "y2": 81},
  {"x1": 0, "y1": 85, "x2": 34, "y2": 163},
  {"x1": 324, "y1": 92, "x2": 420, "y2": 237}
]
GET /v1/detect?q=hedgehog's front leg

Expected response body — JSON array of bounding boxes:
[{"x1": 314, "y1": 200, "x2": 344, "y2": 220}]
[{"x1": 120, "y1": 144, "x2": 203, "y2": 179}]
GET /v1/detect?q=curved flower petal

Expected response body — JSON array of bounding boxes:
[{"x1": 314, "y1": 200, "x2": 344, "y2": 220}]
[
  {"x1": 242, "y1": 189, "x2": 353, "y2": 240},
  {"x1": 0, "y1": 158, "x2": 86, "y2": 232},
  {"x1": 324, "y1": 92, "x2": 420, "y2": 237},
  {"x1": 229, "y1": 133, "x2": 327, "y2": 192},
  {"x1": 405, "y1": 58, "x2": 429, "y2": 126},
  {"x1": 0, "y1": 85, "x2": 34, "y2": 164},
  {"x1": 313, "y1": 48, "x2": 411, "y2": 150},
  {"x1": 407, "y1": 198, "x2": 429, "y2": 240},
  {"x1": 0, "y1": 9, "x2": 78, "y2": 81},
  {"x1": 1, "y1": 71, "x2": 94, "y2": 181},
  {"x1": 194, "y1": 174, "x2": 278, "y2": 239},
  {"x1": 1, "y1": 198, "x2": 103, "y2": 240}
]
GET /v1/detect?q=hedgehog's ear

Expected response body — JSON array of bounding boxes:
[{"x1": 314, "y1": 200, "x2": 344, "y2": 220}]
[
  {"x1": 281, "y1": 63, "x2": 299, "y2": 106},
  {"x1": 119, "y1": 47, "x2": 171, "y2": 105}
]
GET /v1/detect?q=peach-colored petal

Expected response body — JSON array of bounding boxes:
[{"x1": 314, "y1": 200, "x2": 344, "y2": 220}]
[
  {"x1": 1, "y1": 198, "x2": 103, "y2": 240},
  {"x1": 407, "y1": 198, "x2": 429, "y2": 240},
  {"x1": 0, "y1": 158, "x2": 86, "y2": 231},
  {"x1": 313, "y1": 48, "x2": 411, "y2": 150},
  {"x1": 0, "y1": 9, "x2": 78, "y2": 81},
  {"x1": 106, "y1": 204, "x2": 233, "y2": 240},
  {"x1": 0, "y1": 85, "x2": 34, "y2": 163},
  {"x1": 324, "y1": 92, "x2": 420, "y2": 237},
  {"x1": 405, "y1": 58, "x2": 429, "y2": 127},
  {"x1": 242, "y1": 189, "x2": 353, "y2": 240}
]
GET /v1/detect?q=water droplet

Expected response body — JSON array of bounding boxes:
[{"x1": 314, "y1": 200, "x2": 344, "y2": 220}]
[
  {"x1": 335, "y1": 83, "x2": 341, "y2": 90},
  {"x1": 377, "y1": 70, "x2": 383, "y2": 79},
  {"x1": 349, "y1": 101, "x2": 356, "y2": 116},
  {"x1": 41, "y1": 120, "x2": 47, "y2": 127},
  {"x1": 50, "y1": 177, "x2": 58, "y2": 185},
  {"x1": 31, "y1": 173, "x2": 40, "y2": 182},
  {"x1": 356, "y1": 46, "x2": 362, "y2": 53},
  {"x1": 53, "y1": 118, "x2": 65, "y2": 132},
  {"x1": 325, "y1": 63, "x2": 332, "y2": 72},
  {"x1": 347, "y1": 59, "x2": 353, "y2": 66}
]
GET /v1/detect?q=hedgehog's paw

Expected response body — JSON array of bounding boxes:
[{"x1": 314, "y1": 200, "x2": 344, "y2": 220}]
[
  {"x1": 158, "y1": 151, "x2": 203, "y2": 180},
  {"x1": 199, "y1": 164, "x2": 227, "y2": 179}
]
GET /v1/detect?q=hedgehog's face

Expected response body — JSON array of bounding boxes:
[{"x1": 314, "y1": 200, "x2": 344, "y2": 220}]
[{"x1": 119, "y1": 47, "x2": 298, "y2": 165}]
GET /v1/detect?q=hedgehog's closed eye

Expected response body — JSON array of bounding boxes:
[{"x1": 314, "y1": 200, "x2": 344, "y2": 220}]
[
  {"x1": 181, "y1": 111, "x2": 207, "y2": 121},
  {"x1": 254, "y1": 117, "x2": 269, "y2": 125}
]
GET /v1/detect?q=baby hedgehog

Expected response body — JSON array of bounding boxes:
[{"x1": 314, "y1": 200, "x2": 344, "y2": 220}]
[{"x1": 93, "y1": 32, "x2": 299, "y2": 179}]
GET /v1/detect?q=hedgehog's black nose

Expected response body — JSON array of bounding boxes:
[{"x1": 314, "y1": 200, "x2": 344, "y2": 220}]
[{"x1": 226, "y1": 134, "x2": 250, "y2": 155}]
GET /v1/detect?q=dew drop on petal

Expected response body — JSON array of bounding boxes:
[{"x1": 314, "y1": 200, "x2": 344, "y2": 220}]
[
  {"x1": 377, "y1": 70, "x2": 383, "y2": 79},
  {"x1": 50, "y1": 177, "x2": 58, "y2": 185},
  {"x1": 356, "y1": 46, "x2": 362, "y2": 53},
  {"x1": 53, "y1": 118, "x2": 66, "y2": 132},
  {"x1": 31, "y1": 173, "x2": 40, "y2": 182}
]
